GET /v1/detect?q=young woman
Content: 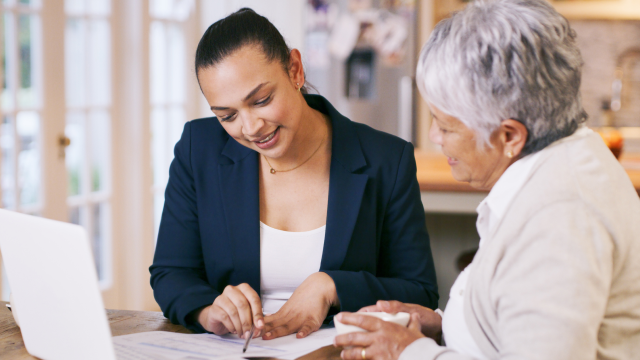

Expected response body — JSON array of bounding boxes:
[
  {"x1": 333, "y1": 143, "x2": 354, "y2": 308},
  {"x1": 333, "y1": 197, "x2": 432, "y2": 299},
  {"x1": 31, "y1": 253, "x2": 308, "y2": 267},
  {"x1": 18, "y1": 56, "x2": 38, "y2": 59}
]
[{"x1": 149, "y1": 8, "x2": 438, "y2": 341}]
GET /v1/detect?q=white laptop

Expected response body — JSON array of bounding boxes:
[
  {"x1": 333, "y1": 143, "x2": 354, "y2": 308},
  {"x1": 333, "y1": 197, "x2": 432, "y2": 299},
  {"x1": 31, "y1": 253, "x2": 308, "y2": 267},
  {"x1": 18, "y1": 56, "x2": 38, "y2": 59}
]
[{"x1": 0, "y1": 208, "x2": 116, "y2": 360}]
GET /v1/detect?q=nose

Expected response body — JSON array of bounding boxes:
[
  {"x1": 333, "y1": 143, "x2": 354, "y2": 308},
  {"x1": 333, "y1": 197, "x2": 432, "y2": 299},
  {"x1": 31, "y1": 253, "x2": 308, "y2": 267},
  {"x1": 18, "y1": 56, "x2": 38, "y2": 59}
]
[
  {"x1": 241, "y1": 113, "x2": 266, "y2": 138},
  {"x1": 429, "y1": 119, "x2": 443, "y2": 145}
]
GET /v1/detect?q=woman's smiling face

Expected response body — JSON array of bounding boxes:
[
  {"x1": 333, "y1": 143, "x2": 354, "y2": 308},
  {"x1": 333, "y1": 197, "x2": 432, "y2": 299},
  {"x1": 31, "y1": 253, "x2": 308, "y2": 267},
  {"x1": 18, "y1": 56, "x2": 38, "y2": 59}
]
[
  {"x1": 197, "y1": 45, "x2": 304, "y2": 159},
  {"x1": 428, "y1": 105, "x2": 510, "y2": 190}
]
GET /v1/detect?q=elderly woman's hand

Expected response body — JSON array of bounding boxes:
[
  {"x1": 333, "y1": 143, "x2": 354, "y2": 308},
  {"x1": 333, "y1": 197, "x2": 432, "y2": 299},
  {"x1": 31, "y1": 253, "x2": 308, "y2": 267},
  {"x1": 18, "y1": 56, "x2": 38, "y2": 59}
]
[
  {"x1": 333, "y1": 312, "x2": 424, "y2": 360},
  {"x1": 359, "y1": 300, "x2": 442, "y2": 342}
]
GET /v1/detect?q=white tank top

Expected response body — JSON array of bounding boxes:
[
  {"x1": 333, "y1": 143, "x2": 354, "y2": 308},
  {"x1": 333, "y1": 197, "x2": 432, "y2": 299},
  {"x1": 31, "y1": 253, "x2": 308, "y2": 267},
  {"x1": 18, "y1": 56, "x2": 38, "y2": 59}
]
[{"x1": 259, "y1": 222, "x2": 326, "y2": 315}]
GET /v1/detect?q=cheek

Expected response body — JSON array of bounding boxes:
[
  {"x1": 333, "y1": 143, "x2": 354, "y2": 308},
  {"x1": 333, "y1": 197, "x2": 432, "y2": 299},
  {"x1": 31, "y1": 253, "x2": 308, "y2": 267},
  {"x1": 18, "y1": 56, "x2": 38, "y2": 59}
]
[{"x1": 220, "y1": 121, "x2": 245, "y2": 141}]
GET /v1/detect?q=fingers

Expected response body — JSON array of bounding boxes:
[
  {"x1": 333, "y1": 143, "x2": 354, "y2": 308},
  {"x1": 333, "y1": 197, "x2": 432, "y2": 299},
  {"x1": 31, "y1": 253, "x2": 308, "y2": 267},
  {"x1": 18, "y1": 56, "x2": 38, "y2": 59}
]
[
  {"x1": 207, "y1": 304, "x2": 236, "y2": 335},
  {"x1": 408, "y1": 313, "x2": 421, "y2": 333},
  {"x1": 296, "y1": 320, "x2": 320, "y2": 338},
  {"x1": 334, "y1": 331, "x2": 375, "y2": 348},
  {"x1": 263, "y1": 310, "x2": 290, "y2": 331},
  {"x1": 263, "y1": 322, "x2": 291, "y2": 340},
  {"x1": 340, "y1": 347, "x2": 370, "y2": 360},
  {"x1": 376, "y1": 300, "x2": 409, "y2": 314},
  {"x1": 237, "y1": 283, "x2": 264, "y2": 329},
  {"x1": 357, "y1": 305, "x2": 381, "y2": 313},
  {"x1": 335, "y1": 313, "x2": 384, "y2": 332},
  {"x1": 214, "y1": 295, "x2": 244, "y2": 335}
]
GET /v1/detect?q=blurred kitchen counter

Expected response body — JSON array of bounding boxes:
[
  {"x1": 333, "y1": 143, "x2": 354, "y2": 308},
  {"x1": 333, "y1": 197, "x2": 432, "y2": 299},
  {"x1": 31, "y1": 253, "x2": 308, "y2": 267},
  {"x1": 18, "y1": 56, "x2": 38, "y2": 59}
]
[{"x1": 415, "y1": 151, "x2": 640, "y2": 214}]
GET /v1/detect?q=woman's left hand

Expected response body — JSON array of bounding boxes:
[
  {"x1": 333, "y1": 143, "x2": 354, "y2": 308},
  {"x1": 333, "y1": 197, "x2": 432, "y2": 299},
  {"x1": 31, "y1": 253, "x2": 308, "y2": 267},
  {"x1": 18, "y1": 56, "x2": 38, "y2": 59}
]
[
  {"x1": 333, "y1": 312, "x2": 425, "y2": 360},
  {"x1": 262, "y1": 272, "x2": 339, "y2": 340}
]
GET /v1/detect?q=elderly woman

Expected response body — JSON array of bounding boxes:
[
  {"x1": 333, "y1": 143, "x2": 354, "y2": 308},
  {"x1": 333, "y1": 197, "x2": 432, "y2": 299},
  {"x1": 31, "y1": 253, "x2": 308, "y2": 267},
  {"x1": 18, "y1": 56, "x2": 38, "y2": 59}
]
[{"x1": 333, "y1": 0, "x2": 640, "y2": 359}]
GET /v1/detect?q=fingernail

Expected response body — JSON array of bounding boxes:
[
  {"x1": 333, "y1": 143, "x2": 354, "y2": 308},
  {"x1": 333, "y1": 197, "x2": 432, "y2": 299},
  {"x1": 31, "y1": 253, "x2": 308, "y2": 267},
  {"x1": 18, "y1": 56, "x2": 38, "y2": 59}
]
[
  {"x1": 335, "y1": 313, "x2": 343, "y2": 321},
  {"x1": 265, "y1": 332, "x2": 271, "y2": 337},
  {"x1": 298, "y1": 332, "x2": 304, "y2": 337},
  {"x1": 257, "y1": 319, "x2": 264, "y2": 328},
  {"x1": 245, "y1": 331, "x2": 250, "y2": 339},
  {"x1": 380, "y1": 300, "x2": 389, "y2": 306},
  {"x1": 340, "y1": 350, "x2": 345, "y2": 358}
]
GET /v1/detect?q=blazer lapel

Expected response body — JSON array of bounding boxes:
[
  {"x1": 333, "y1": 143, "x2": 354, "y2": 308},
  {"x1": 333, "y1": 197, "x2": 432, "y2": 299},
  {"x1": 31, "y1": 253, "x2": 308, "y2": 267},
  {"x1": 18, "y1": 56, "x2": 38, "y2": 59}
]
[
  {"x1": 218, "y1": 137, "x2": 261, "y2": 293},
  {"x1": 313, "y1": 95, "x2": 369, "y2": 271}
]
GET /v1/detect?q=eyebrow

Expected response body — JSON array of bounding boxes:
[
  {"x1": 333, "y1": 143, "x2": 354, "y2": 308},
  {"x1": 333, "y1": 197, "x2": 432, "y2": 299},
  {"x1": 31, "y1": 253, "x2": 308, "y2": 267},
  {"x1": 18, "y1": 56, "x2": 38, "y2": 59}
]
[{"x1": 210, "y1": 82, "x2": 269, "y2": 111}]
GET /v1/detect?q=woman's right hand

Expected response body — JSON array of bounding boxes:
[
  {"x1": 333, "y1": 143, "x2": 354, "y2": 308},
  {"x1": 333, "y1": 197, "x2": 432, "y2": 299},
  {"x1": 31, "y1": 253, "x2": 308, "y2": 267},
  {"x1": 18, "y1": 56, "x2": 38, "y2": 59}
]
[
  {"x1": 359, "y1": 300, "x2": 442, "y2": 342},
  {"x1": 197, "y1": 283, "x2": 264, "y2": 338}
]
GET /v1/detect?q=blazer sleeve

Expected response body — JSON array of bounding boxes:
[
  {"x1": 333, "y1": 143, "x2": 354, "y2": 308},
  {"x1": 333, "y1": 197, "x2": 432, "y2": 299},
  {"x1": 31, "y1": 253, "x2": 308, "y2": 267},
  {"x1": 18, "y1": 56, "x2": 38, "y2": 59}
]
[
  {"x1": 149, "y1": 121, "x2": 219, "y2": 332},
  {"x1": 324, "y1": 142, "x2": 439, "y2": 312}
]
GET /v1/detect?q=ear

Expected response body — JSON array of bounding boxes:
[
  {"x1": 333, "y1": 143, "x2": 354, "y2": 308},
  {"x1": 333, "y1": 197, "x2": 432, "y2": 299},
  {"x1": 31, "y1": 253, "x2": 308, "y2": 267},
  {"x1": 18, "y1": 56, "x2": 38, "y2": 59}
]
[
  {"x1": 500, "y1": 119, "x2": 528, "y2": 158},
  {"x1": 288, "y1": 49, "x2": 305, "y2": 89}
]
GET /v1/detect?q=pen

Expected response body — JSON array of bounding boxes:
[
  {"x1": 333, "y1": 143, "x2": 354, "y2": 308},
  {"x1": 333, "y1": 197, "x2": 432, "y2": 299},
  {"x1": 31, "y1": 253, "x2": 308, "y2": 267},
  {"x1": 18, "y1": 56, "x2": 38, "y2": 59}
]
[{"x1": 242, "y1": 324, "x2": 256, "y2": 353}]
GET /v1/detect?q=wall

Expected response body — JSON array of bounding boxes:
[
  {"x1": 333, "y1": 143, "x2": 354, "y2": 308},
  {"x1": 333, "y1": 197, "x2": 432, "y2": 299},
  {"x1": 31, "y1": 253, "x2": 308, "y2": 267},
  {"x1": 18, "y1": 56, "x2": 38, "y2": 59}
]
[{"x1": 572, "y1": 20, "x2": 640, "y2": 128}]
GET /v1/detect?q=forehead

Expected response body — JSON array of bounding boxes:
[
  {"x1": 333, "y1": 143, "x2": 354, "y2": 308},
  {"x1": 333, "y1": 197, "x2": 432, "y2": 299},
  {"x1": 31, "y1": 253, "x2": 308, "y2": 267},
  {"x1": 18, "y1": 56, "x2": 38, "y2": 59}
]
[{"x1": 198, "y1": 45, "x2": 285, "y2": 105}]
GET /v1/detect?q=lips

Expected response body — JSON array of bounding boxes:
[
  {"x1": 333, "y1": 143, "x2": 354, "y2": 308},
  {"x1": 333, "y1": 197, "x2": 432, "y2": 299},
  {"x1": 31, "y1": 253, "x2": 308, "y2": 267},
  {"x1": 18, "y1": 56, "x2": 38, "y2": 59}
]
[{"x1": 253, "y1": 127, "x2": 280, "y2": 150}]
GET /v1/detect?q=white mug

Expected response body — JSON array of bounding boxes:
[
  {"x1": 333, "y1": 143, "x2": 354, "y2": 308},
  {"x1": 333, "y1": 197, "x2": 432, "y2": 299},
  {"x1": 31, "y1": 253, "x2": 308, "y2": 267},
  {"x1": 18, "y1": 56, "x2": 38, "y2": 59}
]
[{"x1": 334, "y1": 312, "x2": 410, "y2": 335}]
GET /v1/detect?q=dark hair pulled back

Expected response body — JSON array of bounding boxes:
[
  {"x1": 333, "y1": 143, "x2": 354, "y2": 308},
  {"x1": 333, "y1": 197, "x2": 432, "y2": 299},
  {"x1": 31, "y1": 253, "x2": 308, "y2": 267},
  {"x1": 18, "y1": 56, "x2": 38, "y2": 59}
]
[{"x1": 195, "y1": 8, "x2": 308, "y2": 94}]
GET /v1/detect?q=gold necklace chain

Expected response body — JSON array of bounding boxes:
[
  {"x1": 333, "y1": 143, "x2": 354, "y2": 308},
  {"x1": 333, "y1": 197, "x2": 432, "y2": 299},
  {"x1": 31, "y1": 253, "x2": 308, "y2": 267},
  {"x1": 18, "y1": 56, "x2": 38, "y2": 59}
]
[{"x1": 263, "y1": 131, "x2": 326, "y2": 174}]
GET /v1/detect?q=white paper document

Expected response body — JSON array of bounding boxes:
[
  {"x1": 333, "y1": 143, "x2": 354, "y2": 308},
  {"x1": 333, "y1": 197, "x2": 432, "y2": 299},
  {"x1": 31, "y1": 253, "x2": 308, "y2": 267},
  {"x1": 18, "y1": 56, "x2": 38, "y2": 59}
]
[{"x1": 113, "y1": 326, "x2": 337, "y2": 360}]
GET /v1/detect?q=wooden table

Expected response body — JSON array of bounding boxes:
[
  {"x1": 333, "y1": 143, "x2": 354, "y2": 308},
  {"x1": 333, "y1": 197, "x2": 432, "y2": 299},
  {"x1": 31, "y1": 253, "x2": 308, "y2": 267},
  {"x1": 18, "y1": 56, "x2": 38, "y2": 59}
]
[
  {"x1": 0, "y1": 302, "x2": 341, "y2": 360},
  {"x1": 415, "y1": 151, "x2": 640, "y2": 214}
]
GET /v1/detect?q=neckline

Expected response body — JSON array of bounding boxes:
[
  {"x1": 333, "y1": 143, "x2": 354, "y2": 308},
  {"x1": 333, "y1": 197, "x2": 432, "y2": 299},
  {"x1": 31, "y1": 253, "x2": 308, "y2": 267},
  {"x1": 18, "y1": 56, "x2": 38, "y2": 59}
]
[{"x1": 260, "y1": 221, "x2": 326, "y2": 234}]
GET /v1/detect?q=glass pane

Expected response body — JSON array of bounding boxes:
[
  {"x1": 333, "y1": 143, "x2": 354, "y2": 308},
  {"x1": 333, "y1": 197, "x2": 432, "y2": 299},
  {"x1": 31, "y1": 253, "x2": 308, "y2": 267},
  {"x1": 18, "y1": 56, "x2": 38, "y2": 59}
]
[
  {"x1": 65, "y1": 111, "x2": 84, "y2": 196},
  {"x1": 88, "y1": 19, "x2": 110, "y2": 107},
  {"x1": 17, "y1": 15, "x2": 37, "y2": 108},
  {"x1": 87, "y1": 0, "x2": 110, "y2": 16},
  {"x1": 1, "y1": 116, "x2": 15, "y2": 209},
  {"x1": 2, "y1": 14, "x2": 15, "y2": 112},
  {"x1": 90, "y1": 110, "x2": 109, "y2": 192},
  {"x1": 93, "y1": 202, "x2": 109, "y2": 280},
  {"x1": 151, "y1": 107, "x2": 167, "y2": 187},
  {"x1": 150, "y1": 21, "x2": 166, "y2": 105},
  {"x1": 65, "y1": 18, "x2": 86, "y2": 108},
  {"x1": 173, "y1": 0, "x2": 194, "y2": 21},
  {"x1": 167, "y1": 24, "x2": 185, "y2": 104},
  {"x1": 150, "y1": 0, "x2": 174, "y2": 19},
  {"x1": 68, "y1": 205, "x2": 83, "y2": 225},
  {"x1": 168, "y1": 106, "x2": 184, "y2": 152},
  {"x1": 16, "y1": 110, "x2": 40, "y2": 206},
  {"x1": 65, "y1": 0, "x2": 85, "y2": 15}
]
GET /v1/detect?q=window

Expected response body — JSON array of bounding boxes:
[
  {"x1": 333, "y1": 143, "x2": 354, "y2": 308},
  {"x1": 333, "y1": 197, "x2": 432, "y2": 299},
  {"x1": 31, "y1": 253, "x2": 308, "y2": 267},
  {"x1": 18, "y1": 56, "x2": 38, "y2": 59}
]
[
  {"x1": 1, "y1": 0, "x2": 42, "y2": 214},
  {"x1": 149, "y1": 0, "x2": 194, "y2": 238},
  {"x1": 64, "y1": 0, "x2": 112, "y2": 287}
]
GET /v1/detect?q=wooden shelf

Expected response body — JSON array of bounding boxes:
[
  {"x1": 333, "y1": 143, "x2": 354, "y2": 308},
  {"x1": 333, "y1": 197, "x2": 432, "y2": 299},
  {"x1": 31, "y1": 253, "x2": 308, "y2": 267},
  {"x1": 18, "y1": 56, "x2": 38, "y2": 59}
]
[{"x1": 416, "y1": 150, "x2": 640, "y2": 195}]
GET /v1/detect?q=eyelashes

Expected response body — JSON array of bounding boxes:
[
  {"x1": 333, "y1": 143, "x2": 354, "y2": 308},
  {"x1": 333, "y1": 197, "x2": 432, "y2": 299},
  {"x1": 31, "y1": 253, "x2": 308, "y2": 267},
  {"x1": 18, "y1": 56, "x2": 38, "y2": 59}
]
[{"x1": 218, "y1": 94, "x2": 273, "y2": 122}]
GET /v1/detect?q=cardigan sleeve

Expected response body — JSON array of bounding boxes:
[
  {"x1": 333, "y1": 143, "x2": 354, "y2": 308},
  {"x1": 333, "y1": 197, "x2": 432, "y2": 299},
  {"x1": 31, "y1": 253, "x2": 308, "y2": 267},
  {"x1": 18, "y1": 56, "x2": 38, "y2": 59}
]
[
  {"x1": 486, "y1": 200, "x2": 613, "y2": 359},
  {"x1": 324, "y1": 142, "x2": 439, "y2": 312},
  {"x1": 149, "y1": 121, "x2": 219, "y2": 332}
]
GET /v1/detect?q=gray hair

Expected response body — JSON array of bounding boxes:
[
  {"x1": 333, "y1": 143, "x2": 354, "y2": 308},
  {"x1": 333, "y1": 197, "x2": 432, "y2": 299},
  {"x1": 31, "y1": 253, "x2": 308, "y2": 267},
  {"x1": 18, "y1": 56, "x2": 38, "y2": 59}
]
[{"x1": 416, "y1": 0, "x2": 587, "y2": 155}]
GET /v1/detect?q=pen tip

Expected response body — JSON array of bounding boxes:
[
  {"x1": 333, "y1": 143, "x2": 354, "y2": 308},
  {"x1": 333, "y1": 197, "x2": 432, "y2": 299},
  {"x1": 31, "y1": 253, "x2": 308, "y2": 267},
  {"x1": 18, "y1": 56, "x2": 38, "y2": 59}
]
[{"x1": 243, "y1": 349, "x2": 246, "y2": 353}]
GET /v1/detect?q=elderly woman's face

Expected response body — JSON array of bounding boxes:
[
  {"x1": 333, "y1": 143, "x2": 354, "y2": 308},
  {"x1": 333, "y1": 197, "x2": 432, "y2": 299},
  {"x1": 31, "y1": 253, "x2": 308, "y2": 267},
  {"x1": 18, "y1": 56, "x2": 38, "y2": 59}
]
[{"x1": 428, "y1": 105, "x2": 511, "y2": 190}]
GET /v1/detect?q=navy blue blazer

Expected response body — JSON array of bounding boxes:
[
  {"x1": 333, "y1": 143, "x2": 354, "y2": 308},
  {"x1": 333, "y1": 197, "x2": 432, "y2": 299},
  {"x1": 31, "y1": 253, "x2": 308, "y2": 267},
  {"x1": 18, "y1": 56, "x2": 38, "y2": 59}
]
[{"x1": 150, "y1": 95, "x2": 438, "y2": 332}]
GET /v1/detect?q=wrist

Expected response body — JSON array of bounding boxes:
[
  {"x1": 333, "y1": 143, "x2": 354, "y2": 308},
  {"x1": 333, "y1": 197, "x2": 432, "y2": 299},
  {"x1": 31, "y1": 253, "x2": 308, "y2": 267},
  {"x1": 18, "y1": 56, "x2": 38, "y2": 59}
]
[
  {"x1": 196, "y1": 305, "x2": 211, "y2": 328},
  {"x1": 315, "y1": 272, "x2": 339, "y2": 307}
]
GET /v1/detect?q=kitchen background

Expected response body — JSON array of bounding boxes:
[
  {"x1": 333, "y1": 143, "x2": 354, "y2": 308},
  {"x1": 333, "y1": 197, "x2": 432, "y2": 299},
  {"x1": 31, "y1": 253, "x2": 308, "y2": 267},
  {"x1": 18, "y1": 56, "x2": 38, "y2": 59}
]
[{"x1": 1, "y1": 0, "x2": 639, "y2": 311}]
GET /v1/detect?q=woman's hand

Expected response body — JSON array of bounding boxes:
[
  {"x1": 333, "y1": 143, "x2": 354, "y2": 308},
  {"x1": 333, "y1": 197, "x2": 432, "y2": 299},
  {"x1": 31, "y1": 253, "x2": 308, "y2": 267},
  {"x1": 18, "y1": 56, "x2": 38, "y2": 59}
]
[
  {"x1": 262, "y1": 272, "x2": 339, "y2": 340},
  {"x1": 197, "y1": 283, "x2": 264, "y2": 338},
  {"x1": 359, "y1": 300, "x2": 442, "y2": 342},
  {"x1": 334, "y1": 312, "x2": 424, "y2": 360}
]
